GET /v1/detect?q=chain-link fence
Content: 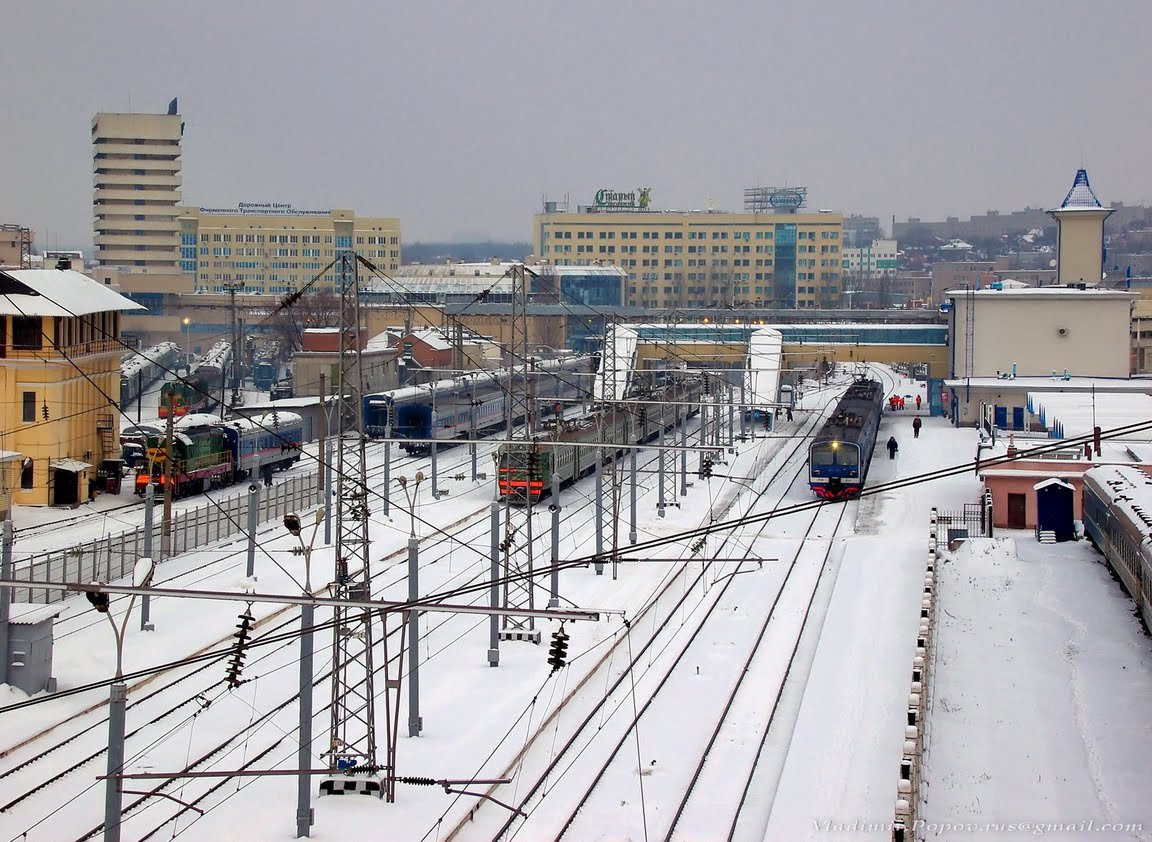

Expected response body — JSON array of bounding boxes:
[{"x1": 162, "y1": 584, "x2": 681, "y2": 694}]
[{"x1": 10, "y1": 475, "x2": 321, "y2": 604}]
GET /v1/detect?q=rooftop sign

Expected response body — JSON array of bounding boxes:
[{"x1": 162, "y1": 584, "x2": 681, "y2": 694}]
[
  {"x1": 197, "y1": 202, "x2": 332, "y2": 217},
  {"x1": 594, "y1": 187, "x2": 652, "y2": 211},
  {"x1": 744, "y1": 186, "x2": 808, "y2": 214}
]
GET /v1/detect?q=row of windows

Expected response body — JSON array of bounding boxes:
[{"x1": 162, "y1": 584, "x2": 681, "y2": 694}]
[
  {"x1": 546, "y1": 228, "x2": 839, "y2": 241},
  {"x1": 196, "y1": 233, "x2": 398, "y2": 245},
  {"x1": 196, "y1": 246, "x2": 396, "y2": 260}
]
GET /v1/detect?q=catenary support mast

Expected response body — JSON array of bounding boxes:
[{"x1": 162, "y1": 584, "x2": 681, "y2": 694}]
[{"x1": 324, "y1": 251, "x2": 390, "y2": 797}]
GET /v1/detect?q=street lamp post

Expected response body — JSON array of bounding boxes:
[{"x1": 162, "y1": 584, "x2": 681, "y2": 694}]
[
  {"x1": 87, "y1": 556, "x2": 156, "y2": 842},
  {"x1": 181, "y1": 317, "x2": 191, "y2": 365},
  {"x1": 283, "y1": 508, "x2": 325, "y2": 838}
]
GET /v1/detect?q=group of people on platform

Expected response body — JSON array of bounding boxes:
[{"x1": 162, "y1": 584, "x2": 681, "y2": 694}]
[{"x1": 888, "y1": 394, "x2": 922, "y2": 412}]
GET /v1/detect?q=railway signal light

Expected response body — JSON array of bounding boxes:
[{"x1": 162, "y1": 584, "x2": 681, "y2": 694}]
[{"x1": 546, "y1": 625, "x2": 570, "y2": 672}]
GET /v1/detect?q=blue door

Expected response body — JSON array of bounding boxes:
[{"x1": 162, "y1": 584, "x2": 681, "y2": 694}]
[
  {"x1": 1012, "y1": 407, "x2": 1024, "y2": 431},
  {"x1": 994, "y1": 406, "x2": 1007, "y2": 429}
]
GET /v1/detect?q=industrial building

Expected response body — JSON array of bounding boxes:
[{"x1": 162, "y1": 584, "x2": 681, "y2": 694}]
[{"x1": 532, "y1": 189, "x2": 844, "y2": 310}]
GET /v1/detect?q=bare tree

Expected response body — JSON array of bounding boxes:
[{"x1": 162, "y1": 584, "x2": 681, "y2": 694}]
[{"x1": 269, "y1": 288, "x2": 342, "y2": 352}]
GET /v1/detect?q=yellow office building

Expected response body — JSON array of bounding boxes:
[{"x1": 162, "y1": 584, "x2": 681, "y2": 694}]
[
  {"x1": 0, "y1": 269, "x2": 144, "y2": 506},
  {"x1": 533, "y1": 191, "x2": 843, "y2": 309},
  {"x1": 178, "y1": 207, "x2": 401, "y2": 294}
]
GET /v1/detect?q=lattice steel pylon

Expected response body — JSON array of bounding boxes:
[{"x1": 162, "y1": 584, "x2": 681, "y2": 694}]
[
  {"x1": 500, "y1": 265, "x2": 541, "y2": 644},
  {"x1": 323, "y1": 251, "x2": 393, "y2": 799}
]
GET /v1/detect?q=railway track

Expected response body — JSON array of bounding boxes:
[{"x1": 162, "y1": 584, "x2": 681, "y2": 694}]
[
  {"x1": 0, "y1": 500, "x2": 500, "y2": 833},
  {"x1": 92, "y1": 439, "x2": 696, "y2": 841},
  {"x1": 433, "y1": 396, "x2": 842, "y2": 841},
  {"x1": 0, "y1": 427, "x2": 688, "y2": 841}
]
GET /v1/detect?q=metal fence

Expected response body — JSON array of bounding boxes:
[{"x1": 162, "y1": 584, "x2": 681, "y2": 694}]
[
  {"x1": 10, "y1": 475, "x2": 321, "y2": 605},
  {"x1": 933, "y1": 489, "x2": 994, "y2": 550}
]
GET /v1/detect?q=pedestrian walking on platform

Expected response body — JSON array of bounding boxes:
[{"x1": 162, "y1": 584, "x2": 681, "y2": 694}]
[
  {"x1": 915, "y1": 394, "x2": 922, "y2": 411},
  {"x1": 887, "y1": 436, "x2": 899, "y2": 459},
  {"x1": 913, "y1": 417, "x2": 922, "y2": 439}
]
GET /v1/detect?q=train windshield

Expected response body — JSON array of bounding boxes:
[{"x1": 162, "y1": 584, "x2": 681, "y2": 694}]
[{"x1": 811, "y1": 442, "x2": 859, "y2": 467}]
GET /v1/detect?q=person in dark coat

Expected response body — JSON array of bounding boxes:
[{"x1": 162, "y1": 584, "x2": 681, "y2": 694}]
[
  {"x1": 886, "y1": 436, "x2": 899, "y2": 459},
  {"x1": 913, "y1": 417, "x2": 922, "y2": 438}
]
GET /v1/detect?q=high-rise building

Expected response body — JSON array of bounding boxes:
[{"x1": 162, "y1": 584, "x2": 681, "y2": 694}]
[
  {"x1": 533, "y1": 194, "x2": 843, "y2": 309},
  {"x1": 178, "y1": 206, "x2": 401, "y2": 294},
  {"x1": 92, "y1": 111, "x2": 183, "y2": 270}
]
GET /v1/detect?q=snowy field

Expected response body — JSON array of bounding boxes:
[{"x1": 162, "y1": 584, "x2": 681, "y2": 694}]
[{"x1": 1, "y1": 366, "x2": 1149, "y2": 842}]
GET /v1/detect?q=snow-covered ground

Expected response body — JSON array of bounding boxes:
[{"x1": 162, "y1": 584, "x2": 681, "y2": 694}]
[
  {"x1": 925, "y1": 536, "x2": 1152, "y2": 842},
  {"x1": 1, "y1": 366, "x2": 1149, "y2": 842}
]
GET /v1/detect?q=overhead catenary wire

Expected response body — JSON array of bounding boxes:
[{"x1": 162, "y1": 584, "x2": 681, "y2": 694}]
[
  {"x1": 5, "y1": 282, "x2": 509, "y2": 569},
  {"x1": 3, "y1": 411, "x2": 1138, "y2": 720}
]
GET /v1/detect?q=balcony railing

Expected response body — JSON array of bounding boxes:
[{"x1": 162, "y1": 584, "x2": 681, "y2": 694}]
[{"x1": 6, "y1": 339, "x2": 122, "y2": 359}]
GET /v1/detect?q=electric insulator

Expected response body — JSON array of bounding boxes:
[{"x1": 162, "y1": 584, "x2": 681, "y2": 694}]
[
  {"x1": 41, "y1": 401, "x2": 49, "y2": 420},
  {"x1": 225, "y1": 605, "x2": 255, "y2": 688},
  {"x1": 546, "y1": 625, "x2": 570, "y2": 672}
]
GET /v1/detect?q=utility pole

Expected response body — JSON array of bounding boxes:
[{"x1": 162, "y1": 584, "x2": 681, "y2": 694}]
[
  {"x1": 317, "y1": 372, "x2": 326, "y2": 489},
  {"x1": 140, "y1": 484, "x2": 155, "y2": 631},
  {"x1": 227, "y1": 283, "x2": 242, "y2": 407},
  {"x1": 161, "y1": 396, "x2": 175, "y2": 563},
  {"x1": 0, "y1": 520, "x2": 11, "y2": 687}
]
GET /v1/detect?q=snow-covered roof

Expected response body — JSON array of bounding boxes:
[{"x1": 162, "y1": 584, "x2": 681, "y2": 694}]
[
  {"x1": 945, "y1": 286, "x2": 1133, "y2": 299},
  {"x1": 7, "y1": 603, "x2": 61, "y2": 626},
  {"x1": 407, "y1": 328, "x2": 452, "y2": 351},
  {"x1": 944, "y1": 376, "x2": 1152, "y2": 393},
  {"x1": 1083, "y1": 464, "x2": 1152, "y2": 534},
  {"x1": 1056, "y1": 168, "x2": 1104, "y2": 210},
  {"x1": 177, "y1": 413, "x2": 224, "y2": 429},
  {"x1": 1033, "y1": 477, "x2": 1074, "y2": 491},
  {"x1": 0, "y1": 269, "x2": 145, "y2": 316},
  {"x1": 1026, "y1": 391, "x2": 1152, "y2": 442}
]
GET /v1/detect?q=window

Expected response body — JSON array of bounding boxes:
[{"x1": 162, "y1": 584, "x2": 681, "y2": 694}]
[
  {"x1": 20, "y1": 458, "x2": 33, "y2": 490},
  {"x1": 22, "y1": 391, "x2": 35, "y2": 422},
  {"x1": 12, "y1": 316, "x2": 41, "y2": 350}
]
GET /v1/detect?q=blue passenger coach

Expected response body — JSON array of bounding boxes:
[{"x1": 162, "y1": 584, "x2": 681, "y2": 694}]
[{"x1": 808, "y1": 378, "x2": 884, "y2": 499}]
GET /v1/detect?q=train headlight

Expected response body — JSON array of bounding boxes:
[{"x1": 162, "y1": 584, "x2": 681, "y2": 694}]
[{"x1": 831, "y1": 441, "x2": 840, "y2": 450}]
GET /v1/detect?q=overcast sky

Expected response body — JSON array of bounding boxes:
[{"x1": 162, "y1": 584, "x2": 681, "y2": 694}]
[{"x1": 1, "y1": 0, "x2": 1149, "y2": 251}]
